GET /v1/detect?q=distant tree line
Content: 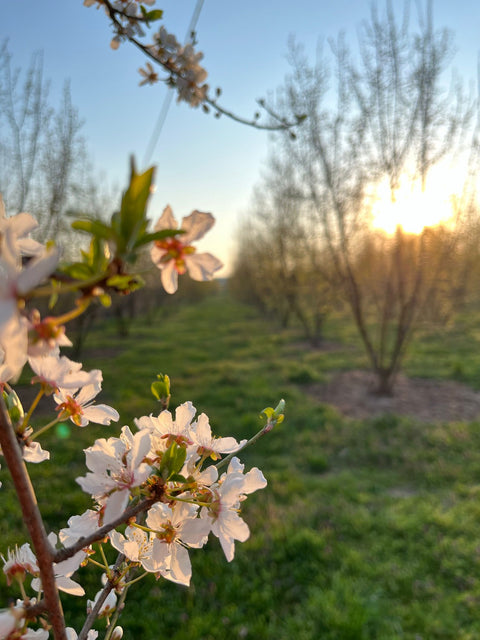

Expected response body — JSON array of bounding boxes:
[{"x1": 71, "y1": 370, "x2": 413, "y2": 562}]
[{"x1": 230, "y1": 0, "x2": 480, "y2": 395}]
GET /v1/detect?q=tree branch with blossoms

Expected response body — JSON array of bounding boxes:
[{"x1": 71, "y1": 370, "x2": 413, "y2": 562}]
[
  {"x1": 0, "y1": 158, "x2": 284, "y2": 640},
  {"x1": 83, "y1": 0, "x2": 306, "y2": 133}
]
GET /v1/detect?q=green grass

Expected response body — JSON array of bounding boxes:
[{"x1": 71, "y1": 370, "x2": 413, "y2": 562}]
[{"x1": 3, "y1": 292, "x2": 480, "y2": 638}]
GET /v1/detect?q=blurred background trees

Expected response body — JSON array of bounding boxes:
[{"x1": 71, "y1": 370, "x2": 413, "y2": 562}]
[
  {"x1": 0, "y1": 40, "x2": 115, "y2": 251},
  {"x1": 231, "y1": 0, "x2": 480, "y2": 394}
]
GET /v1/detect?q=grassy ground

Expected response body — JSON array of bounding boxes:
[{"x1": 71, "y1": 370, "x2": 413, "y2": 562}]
[{"x1": 3, "y1": 293, "x2": 480, "y2": 638}]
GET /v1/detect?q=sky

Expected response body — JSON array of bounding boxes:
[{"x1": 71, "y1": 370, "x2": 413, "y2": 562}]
[{"x1": 2, "y1": 0, "x2": 480, "y2": 274}]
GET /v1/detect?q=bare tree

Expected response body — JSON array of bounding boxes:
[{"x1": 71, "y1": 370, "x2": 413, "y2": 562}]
[
  {"x1": 231, "y1": 158, "x2": 336, "y2": 346},
  {"x1": 263, "y1": 0, "x2": 479, "y2": 394},
  {"x1": 0, "y1": 42, "x2": 117, "y2": 252},
  {"x1": 0, "y1": 41, "x2": 50, "y2": 213}
]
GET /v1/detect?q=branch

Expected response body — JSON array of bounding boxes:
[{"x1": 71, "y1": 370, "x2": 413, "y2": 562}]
[
  {"x1": 98, "y1": 0, "x2": 303, "y2": 132},
  {"x1": 53, "y1": 498, "x2": 155, "y2": 563},
  {"x1": 0, "y1": 396, "x2": 67, "y2": 640}
]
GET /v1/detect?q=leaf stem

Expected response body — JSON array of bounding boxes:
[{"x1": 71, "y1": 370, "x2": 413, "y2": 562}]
[{"x1": 22, "y1": 388, "x2": 45, "y2": 431}]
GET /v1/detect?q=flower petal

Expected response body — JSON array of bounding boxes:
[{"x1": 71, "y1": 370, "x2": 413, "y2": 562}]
[
  {"x1": 186, "y1": 252, "x2": 223, "y2": 282},
  {"x1": 181, "y1": 211, "x2": 215, "y2": 243},
  {"x1": 161, "y1": 261, "x2": 178, "y2": 294},
  {"x1": 82, "y1": 404, "x2": 120, "y2": 426},
  {"x1": 154, "y1": 205, "x2": 177, "y2": 232}
]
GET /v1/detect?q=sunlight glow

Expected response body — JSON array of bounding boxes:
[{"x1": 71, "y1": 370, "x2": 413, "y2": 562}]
[{"x1": 370, "y1": 166, "x2": 462, "y2": 235}]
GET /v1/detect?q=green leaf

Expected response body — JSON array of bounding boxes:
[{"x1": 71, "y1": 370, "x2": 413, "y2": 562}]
[
  {"x1": 48, "y1": 291, "x2": 58, "y2": 310},
  {"x1": 168, "y1": 474, "x2": 187, "y2": 484},
  {"x1": 159, "y1": 442, "x2": 187, "y2": 480},
  {"x1": 142, "y1": 8, "x2": 164, "y2": 22},
  {"x1": 117, "y1": 157, "x2": 155, "y2": 256},
  {"x1": 62, "y1": 263, "x2": 95, "y2": 281},
  {"x1": 260, "y1": 407, "x2": 275, "y2": 420},
  {"x1": 72, "y1": 219, "x2": 114, "y2": 241},
  {"x1": 133, "y1": 228, "x2": 184, "y2": 248},
  {"x1": 98, "y1": 294, "x2": 112, "y2": 308},
  {"x1": 151, "y1": 375, "x2": 171, "y2": 402}
]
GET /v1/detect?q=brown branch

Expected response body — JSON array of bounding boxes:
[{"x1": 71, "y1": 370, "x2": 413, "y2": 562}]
[
  {"x1": 0, "y1": 396, "x2": 67, "y2": 640},
  {"x1": 53, "y1": 498, "x2": 155, "y2": 564},
  {"x1": 100, "y1": 0, "x2": 302, "y2": 132}
]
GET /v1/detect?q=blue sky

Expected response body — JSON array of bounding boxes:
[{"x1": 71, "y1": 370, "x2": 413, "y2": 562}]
[{"x1": 2, "y1": 0, "x2": 480, "y2": 273}]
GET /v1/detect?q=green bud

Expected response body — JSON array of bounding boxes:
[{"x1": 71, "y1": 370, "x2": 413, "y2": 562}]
[
  {"x1": 151, "y1": 373, "x2": 171, "y2": 407},
  {"x1": 2, "y1": 388, "x2": 25, "y2": 429},
  {"x1": 260, "y1": 399, "x2": 285, "y2": 432}
]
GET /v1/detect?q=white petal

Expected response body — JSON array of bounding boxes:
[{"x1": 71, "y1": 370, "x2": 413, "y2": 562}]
[
  {"x1": 82, "y1": 404, "x2": 120, "y2": 426},
  {"x1": 8, "y1": 212, "x2": 38, "y2": 238},
  {"x1": 154, "y1": 205, "x2": 177, "y2": 231},
  {"x1": 55, "y1": 575, "x2": 85, "y2": 596},
  {"x1": 175, "y1": 401, "x2": 196, "y2": 432},
  {"x1": 16, "y1": 248, "x2": 60, "y2": 295},
  {"x1": 186, "y1": 252, "x2": 223, "y2": 281},
  {"x1": 104, "y1": 489, "x2": 129, "y2": 525},
  {"x1": 161, "y1": 261, "x2": 178, "y2": 294},
  {"x1": 150, "y1": 243, "x2": 167, "y2": 266},
  {"x1": 22, "y1": 441, "x2": 50, "y2": 463},
  {"x1": 169, "y1": 544, "x2": 192, "y2": 586},
  {"x1": 181, "y1": 210, "x2": 215, "y2": 243}
]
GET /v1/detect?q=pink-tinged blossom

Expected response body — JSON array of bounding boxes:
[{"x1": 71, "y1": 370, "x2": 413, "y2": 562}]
[
  {"x1": 0, "y1": 314, "x2": 28, "y2": 383},
  {"x1": 2, "y1": 544, "x2": 39, "y2": 585},
  {"x1": 0, "y1": 603, "x2": 49, "y2": 640},
  {"x1": 54, "y1": 372, "x2": 119, "y2": 427},
  {"x1": 150, "y1": 206, "x2": 222, "y2": 294},
  {"x1": 76, "y1": 426, "x2": 152, "y2": 524},
  {"x1": 0, "y1": 195, "x2": 43, "y2": 259},
  {"x1": 27, "y1": 310, "x2": 72, "y2": 357},
  {"x1": 0, "y1": 196, "x2": 59, "y2": 379},
  {"x1": 0, "y1": 207, "x2": 59, "y2": 329},
  {"x1": 144, "y1": 502, "x2": 210, "y2": 586},
  {"x1": 0, "y1": 606, "x2": 22, "y2": 638},
  {"x1": 191, "y1": 412, "x2": 246, "y2": 460}
]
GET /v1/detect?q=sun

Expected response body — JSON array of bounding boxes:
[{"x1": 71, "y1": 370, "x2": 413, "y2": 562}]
[{"x1": 369, "y1": 165, "x2": 462, "y2": 235}]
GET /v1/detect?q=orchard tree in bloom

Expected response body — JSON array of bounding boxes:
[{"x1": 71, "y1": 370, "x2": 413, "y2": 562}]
[{"x1": 0, "y1": 1, "x2": 295, "y2": 638}]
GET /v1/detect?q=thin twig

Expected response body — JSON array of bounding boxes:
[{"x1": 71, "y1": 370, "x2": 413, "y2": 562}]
[{"x1": 78, "y1": 554, "x2": 126, "y2": 640}]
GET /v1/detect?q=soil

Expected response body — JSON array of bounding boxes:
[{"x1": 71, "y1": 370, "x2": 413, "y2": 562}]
[{"x1": 306, "y1": 370, "x2": 480, "y2": 423}]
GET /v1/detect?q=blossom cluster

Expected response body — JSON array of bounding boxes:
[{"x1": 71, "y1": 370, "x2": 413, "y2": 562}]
[
  {"x1": 76, "y1": 403, "x2": 266, "y2": 585},
  {"x1": 147, "y1": 26, "x2": 208, "y2": 106},
  {"x1": 83, "y1": 0, "x2": 209, "y2": 107},
  {"x1": 0, "y1": 192, "x2": 271, "y2": 640}
]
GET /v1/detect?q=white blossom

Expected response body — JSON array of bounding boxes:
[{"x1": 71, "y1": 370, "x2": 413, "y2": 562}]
[
  {"x1": 144, "y1": 502, "x2": 210, "y2": 585},
  {"x1": 77, "y1": 426, "x2": 152, "y2": 524}
]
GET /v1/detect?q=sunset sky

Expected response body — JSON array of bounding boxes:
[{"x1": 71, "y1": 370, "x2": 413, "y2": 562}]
[{"x1": 3, "y1": 0, "x2": 480, "y2": 272}]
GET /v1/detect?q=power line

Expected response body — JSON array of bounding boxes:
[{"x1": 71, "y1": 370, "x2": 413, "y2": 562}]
[{"x1": 143, "y1": 0, "x2": 205, "y2": 166}]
